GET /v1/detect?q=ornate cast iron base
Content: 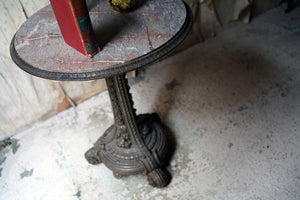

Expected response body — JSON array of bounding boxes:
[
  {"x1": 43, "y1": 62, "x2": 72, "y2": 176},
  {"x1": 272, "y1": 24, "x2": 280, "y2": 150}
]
[{"x1": 85, "y1": 74, "x2": 171, "y2": 187}]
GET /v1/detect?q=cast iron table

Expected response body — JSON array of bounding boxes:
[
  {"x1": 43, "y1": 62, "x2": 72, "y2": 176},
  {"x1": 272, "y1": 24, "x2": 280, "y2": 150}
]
[{"x1": 10, "y1": 0, "x2": 192, "y2": 187}]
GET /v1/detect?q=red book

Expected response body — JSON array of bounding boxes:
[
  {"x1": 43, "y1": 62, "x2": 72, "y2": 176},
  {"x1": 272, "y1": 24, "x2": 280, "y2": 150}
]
[{"x1": 49, "y1": 0, "x2": 99, "y2": 57}]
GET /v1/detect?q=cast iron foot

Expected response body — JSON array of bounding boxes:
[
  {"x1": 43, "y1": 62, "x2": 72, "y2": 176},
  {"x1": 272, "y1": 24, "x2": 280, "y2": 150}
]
[
  {"x1": 113, "y1": 172, "x2": 123, "y2": 179},
  {"x1": 85, "y1": 147, "x2": 102, "y2": 165},
  {"x1": 147, "y1": 168, "x2": 171, "y2": 188},
  {"x1": 84, "y1": 113, "x2": 172, "y2": 187}
]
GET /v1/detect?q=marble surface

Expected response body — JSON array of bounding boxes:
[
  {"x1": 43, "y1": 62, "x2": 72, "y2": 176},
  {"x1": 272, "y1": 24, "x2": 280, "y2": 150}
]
[{"x1": 13, "y1": 0, "x2": 186, "y2": 74}]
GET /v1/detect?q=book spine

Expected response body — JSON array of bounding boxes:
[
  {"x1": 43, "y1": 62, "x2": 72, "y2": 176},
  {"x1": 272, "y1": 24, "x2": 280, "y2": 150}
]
[
  {"x1": 50, "y1": 0, "x2": 99, "y2": 57},
  {"x1": 70, "y1": 0, "x2": 99, "y2": 57}
]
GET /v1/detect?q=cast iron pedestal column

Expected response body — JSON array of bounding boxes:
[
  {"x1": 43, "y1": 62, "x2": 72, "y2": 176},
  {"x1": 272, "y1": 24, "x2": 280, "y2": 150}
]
[{"x1": 85, "y1": 74, "x2": 171, "y2": 187}]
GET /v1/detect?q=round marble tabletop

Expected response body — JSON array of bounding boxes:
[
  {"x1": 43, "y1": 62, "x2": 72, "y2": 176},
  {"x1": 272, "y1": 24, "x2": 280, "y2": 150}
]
[{"x1": 10, "y1": 0, "x2": 192, "y2": 80}]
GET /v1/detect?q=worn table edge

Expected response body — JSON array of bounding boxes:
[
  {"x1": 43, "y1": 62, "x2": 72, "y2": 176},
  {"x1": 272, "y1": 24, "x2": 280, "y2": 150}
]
[{"x1": 10, "y1": 1, "x2": 193, "y2": 81}]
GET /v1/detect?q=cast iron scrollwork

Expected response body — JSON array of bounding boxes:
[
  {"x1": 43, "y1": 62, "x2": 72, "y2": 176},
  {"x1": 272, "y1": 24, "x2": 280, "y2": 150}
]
[{"x1": 85, "y1": 74, "x2": 171, "y2": 187}]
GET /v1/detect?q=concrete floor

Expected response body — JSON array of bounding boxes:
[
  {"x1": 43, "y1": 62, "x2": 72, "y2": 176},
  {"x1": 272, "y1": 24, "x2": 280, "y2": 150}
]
[{"x1": 1, "y1": 5, "x2": 300, "y2": 200}]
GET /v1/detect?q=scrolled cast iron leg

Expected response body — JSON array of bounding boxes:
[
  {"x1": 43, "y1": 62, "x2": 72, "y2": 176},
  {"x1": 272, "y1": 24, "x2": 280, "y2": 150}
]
[
  {"x1": 85, "y1": 147, "x2": 102, "y2": 165},
  {"x1": 147, "y1": 168, "x2": 171, "y2": 188}
]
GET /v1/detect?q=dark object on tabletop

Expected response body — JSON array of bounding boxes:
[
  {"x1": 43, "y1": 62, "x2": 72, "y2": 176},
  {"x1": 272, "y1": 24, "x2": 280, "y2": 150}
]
[{"x1": 108, "y1": 0, "x2": 138, "y2": 13}]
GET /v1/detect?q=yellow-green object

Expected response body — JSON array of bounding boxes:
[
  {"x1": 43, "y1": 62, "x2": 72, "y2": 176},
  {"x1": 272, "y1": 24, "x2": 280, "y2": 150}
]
[{"x1": 107, "y1": 0, "x2": 137, "y2": 13}]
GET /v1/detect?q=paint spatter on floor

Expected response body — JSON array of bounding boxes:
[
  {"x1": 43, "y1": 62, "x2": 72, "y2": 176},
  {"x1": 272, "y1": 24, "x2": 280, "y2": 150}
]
[
  {"x1": 0, "y1": 139, "x2": 11, "y2": 151},
  {"x1": 20, "y1": 168, "x2": 34, "y2": 179},
  {"x1": 0, "y1": 138, "x2": 20, "y2": 154},
  {"x1": 0, "y1": 139, "x2": 10, "y2": 169},
  {"x1": 0, "y1": 156, "x2": 6, "y2": 166},
  {"x1": 165, "y1": 79, "x2": 180, "y2": 91},
  {"x1": 238, "y1": 105, "x2": 248, "y2": 112},
  {"x1": 11, "y1": 139, "x2": 20, "y2": 154},
  {"x1": 74, "y1": 190, "x2": 81, "y2": 200}
]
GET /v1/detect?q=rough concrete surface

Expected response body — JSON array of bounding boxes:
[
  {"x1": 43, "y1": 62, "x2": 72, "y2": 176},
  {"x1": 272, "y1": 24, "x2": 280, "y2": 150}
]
[{"x1": 1, "y1": 5, "x2": 300, "y2": 200}]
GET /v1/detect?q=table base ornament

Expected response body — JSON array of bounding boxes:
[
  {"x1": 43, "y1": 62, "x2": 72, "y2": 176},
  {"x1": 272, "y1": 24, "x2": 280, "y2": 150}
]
[{"x1": 85, "y1": 74, "x2": 171, "y2": 187}]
